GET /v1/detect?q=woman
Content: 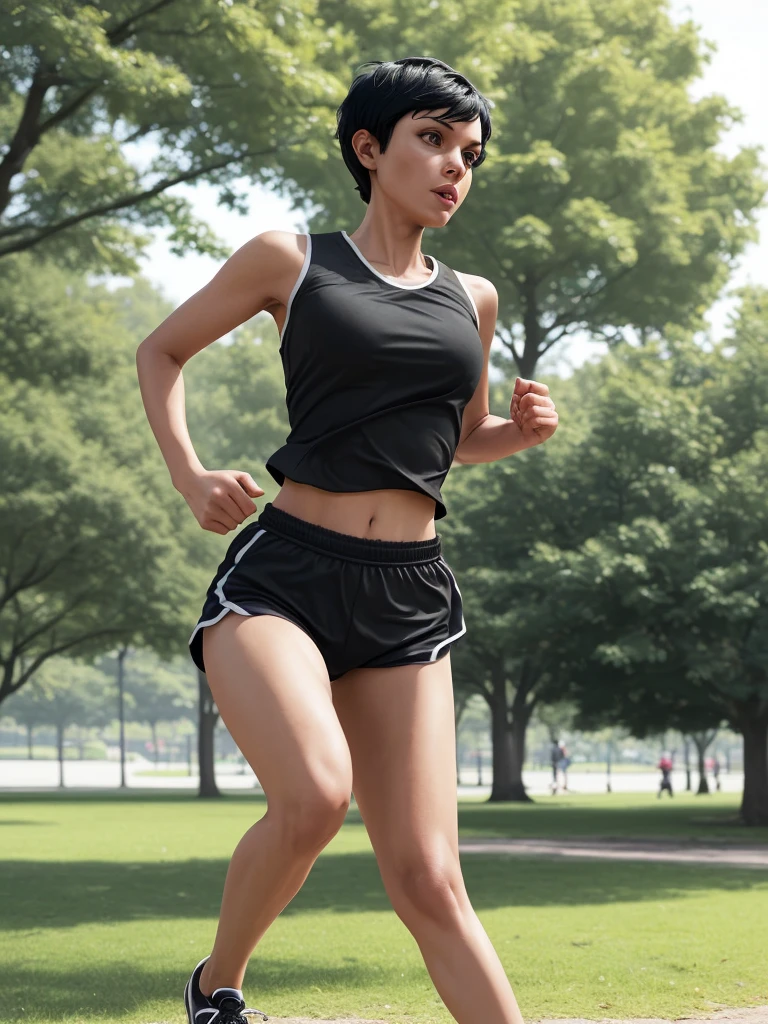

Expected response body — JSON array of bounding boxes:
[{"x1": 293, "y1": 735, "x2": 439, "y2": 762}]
[{"x1": 136, "y1": 56, "x2": 558, "y2": 1024}]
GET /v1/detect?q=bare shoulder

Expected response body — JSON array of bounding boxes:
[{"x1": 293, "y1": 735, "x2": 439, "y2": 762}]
[
  {"x1": 236, "y1": 229, "x2": 308, "y2": 307},
  {"x1": 248, "y1": 228, "x2": 307, "y2": 261},
  {"x1": 454, "y1": 270, "x2": 497, "y2": 307},
  {"x1": 136, "y1": 229, "x2": 309, "y2": 367},
  {"x1": 454, "y1": 270, "x2": 498, "y2": 337}
]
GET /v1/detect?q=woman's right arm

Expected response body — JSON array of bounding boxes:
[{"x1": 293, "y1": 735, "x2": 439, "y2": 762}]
[{"x1": 135, "y1": 230, "x2": 299, "y2": 535}]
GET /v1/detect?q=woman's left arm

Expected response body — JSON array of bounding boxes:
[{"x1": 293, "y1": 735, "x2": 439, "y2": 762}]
[{"x1": 453, "y1": 274, "x2": 559, "y2": 465}]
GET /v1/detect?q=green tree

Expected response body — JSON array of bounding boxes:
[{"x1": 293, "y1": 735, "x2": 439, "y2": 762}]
[
  {"x1": 5, "y1": 678, "x2": 50, "y2": 758},
  {"x1": 0, "y1": 266, "x2": 204, "y2": 709},
  {"x1": 522, "y1": 296, "x2": 768, "y2": 824},
  {"x1": 124, "y1": 649, "x2": 195, "y2": 762},
  {"x1": 447, "y1": 289, "x2": 768, "y2": 819},
  {"x1": 289, "y1": 0, "x2": 766, "y2": 375},
  {"x1": 0, "y1": 0, "x2": 344, "y2": 271},
  {"x1": 0, "y1": 255, "x2": 291, "y2": 796},
  {"x1": 441, "y1": 370, "x2": 584, "y2": 801},
  {"x1": 6, "y1": 656, "x2": 111, "y2": 786}
]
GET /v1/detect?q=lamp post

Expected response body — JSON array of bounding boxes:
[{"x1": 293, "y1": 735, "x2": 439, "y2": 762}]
[
  {"x1": 606, "y1": 738, "x2": 612, "y2": 794},
  {"x1": 116, "y1": 645, "x2": 130, "y2": 789}
]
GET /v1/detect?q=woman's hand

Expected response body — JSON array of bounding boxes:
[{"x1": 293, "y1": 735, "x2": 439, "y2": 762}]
[
  {"x1": 509, "y1": 377, "x2": 558, "y2": 446},
  {"x1": 178, "y1": 468, "x2": 265, "y2": 534}
]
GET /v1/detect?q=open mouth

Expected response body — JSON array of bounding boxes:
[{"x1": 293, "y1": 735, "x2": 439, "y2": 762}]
[{"x1": 431, "y1": 184, "x2": 457, "y2": 206}]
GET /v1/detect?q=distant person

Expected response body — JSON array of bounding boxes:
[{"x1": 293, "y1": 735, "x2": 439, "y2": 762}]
[
  {"x1": 712, "y1": 755, "x2": 722, "y2": 792},
  {"x1": 557, "y1": 741, "x2": 570, "y2": 792},
  {"x1": 658, "y1": 753, "x2": 673, "y2": 798},
  {"x1": 550, "y1": 740, "x2": 561, "y2": 794}
]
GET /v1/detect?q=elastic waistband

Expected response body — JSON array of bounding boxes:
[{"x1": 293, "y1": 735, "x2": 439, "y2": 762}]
[{"x1": 257, "y1": 502, "x2": 441, "y2": 565}]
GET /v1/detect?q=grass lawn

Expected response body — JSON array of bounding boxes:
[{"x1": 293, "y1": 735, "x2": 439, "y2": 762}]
[
  {"x1": 1, "y1": 790, "x2": 766, "y2": 1024},
  {"x1": 454, "y1": 790, "x2": 768, "y2": 843}
]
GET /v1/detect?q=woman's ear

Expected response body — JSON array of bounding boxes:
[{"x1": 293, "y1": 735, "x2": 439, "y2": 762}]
[{"x1": 351, "y1": 128, "x2": 379, "y2": 171}]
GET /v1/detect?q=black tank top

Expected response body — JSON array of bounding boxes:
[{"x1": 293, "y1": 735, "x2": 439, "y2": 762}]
[{"x1": 265, "y1": 230, "x2": 484, "y2": 520}]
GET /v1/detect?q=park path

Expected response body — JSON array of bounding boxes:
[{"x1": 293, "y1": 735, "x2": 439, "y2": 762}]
[
  {"x1": 258, "y1": 1007, "x2": 768, "y2": 1023},
  {"x1": 534, "y1": 1010, "x2": 768, "y2": 1024},
  {"x1": 457, "y1": 837, "x2": 768, "y2": 869}
]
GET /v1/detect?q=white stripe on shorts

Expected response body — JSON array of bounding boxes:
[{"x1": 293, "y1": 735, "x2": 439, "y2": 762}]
[
  {"x1": 429, "y1": 558, "x2": 466, "y2": 661},
  {"x1": 188, "y1": 528, "x2": 268, "y2": 649}
]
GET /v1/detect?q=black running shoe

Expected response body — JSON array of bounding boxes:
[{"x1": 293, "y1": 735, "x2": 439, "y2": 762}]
[{"x1": 184, "y1": 956, "x2": 269, "y2": 1024}]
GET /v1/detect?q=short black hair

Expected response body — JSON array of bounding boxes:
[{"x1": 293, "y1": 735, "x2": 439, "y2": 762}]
[{"x1": 334, "y1": 56, "x2": 493, "y2": 204}]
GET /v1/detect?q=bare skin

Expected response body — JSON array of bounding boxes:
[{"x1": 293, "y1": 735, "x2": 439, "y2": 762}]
[
  {"x1": 135, "y1": 105, "x2": 524, "y2": 1023},
  {"x1": 199, "y1": 613, "x2": 524, "y2": 1024}
]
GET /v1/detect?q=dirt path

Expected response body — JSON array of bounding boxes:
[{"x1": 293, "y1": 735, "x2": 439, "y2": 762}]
[
  {"x1": 535, "y1": 1009, "x2": 768, "y2": 1024},
  {"x1": 458, "y1": 837, "x2": 768, "y2": 868},
  {"x1": 257, "y1": 1009, "x2": 768, "y2": 1024}
]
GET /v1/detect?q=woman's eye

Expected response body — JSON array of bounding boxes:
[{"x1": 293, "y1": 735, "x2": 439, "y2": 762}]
[{"x1": 422, "y1": 132, "x2": 478, "y2": 166}]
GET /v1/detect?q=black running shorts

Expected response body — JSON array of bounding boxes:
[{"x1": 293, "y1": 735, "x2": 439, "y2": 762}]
[{"x1": 188, "y1": 502, "x2": 466, "y2": 681}]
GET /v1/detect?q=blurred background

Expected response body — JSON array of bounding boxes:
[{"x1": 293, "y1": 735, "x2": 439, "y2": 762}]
[{"x1": 1, "y1": 0, "x2": 766, "y2": 822}]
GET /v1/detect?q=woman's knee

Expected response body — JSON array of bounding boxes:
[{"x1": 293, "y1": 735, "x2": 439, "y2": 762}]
[
  {"x1": 385, "y1": 848, "x2": 468, "y2": 926},
  {"x1": 270, "y1": 779, "x2": 352, "y2": 853}
]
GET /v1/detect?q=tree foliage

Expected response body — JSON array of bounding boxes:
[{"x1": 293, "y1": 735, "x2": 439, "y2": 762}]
[
  {"x1": 0, "y1": 0, "x2": 346, "y2": 272},
  {"x1": 450, "y1": 289, "x2": 768, "y2": 821},
  {"x1": 280, "y1": 0, "x2": 766, "y2": 375}
]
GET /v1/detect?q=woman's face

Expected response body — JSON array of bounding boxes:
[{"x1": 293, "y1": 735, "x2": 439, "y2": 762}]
[{"x1": 355, "y1": 106, "x2": 483, "y2": 226}]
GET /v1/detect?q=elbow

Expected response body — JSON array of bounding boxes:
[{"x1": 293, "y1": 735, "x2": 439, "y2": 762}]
[
  {"x1": 136, "y1": 339, "x2": 180, "y2": 371},
  {"x1": 136, "y1": 338, "x2": 151, "y2": 364},
  {"x1": 135, "y1": 340, "x2": 153, "y2": 382}
]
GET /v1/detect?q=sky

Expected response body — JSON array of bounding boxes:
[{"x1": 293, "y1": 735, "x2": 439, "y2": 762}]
[{"x1": 128, "y1": 0, "x2": 767, "y2": 378}]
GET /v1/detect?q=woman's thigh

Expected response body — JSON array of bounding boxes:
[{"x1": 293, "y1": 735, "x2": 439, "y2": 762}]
[
  {"x1": 331, "y1": 655, "x2": 468, "y2": 914},
  {"x1": 203, "y1": 611, "x2": 354, "y2": 814}
]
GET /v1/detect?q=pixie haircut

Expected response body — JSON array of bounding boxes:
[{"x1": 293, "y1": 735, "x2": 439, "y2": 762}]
[{"x1": 334, "y1": 56, "x2": 493, "y2": 204}]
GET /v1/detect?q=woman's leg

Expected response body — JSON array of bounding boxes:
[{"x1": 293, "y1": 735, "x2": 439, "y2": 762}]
[
  {"x1": 198, "y1": 611, "x2": 353, "y2": 996},
  {"x1": 332, "y1": 655, "x2": 524, "y2": 1024}
]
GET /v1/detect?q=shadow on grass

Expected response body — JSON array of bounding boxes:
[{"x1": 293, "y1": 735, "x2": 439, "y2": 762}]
[
  {"x1": 0, "y1": 790, "x2": 269, "y2": 805},
  {"x1": 0, "y1": 819, "x2": 53, "y2": 826},
  {"x1": 455, "y1": 800, "x2": 768, "y2": 843},
  {"x1": 2, "y1": 849, "x2": 766, "y2": 932},
  {"x1": 0, "y1": 958, "x2": 389, "y2": 1020}
]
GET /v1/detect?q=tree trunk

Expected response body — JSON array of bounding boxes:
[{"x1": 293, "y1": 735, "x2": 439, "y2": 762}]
[
  {"x1": 736, "y1": 703, "x2": 768, "y2": 827},
  {"x1": 691, "y1": 730, "x2": 717, "y2": 796},
  {"x1": 696, "y1": 748, "x2": 709, "y2": 794},
  {"x1": 151, "y1": 722, "x2": 158, "y2": 765},
  {"x1": 454, "y1": 690, "x2": 471, "y2": 732},
  {"x1": 57, "y1": 724, "x2": 65, "y2": 789},
  {"x1": 27, "y1": 724, "x2": 33, "y2": 759},
  {"x1": 488, "y1": 659, "x2": 534, "y2": 802},
  {"x1": 487, "y1": 662, "x2": 516, "y2": 801},
  {"x1": 683, "y1": 735, "x2": 692, "y2": 791},
  {"x1": 198, "y1": 669, "x2": 220, "y2": 798},
  {"x1": 507, "y1": 707, "x2": 534, "y2": 803},
  {"x1": 454, "y1": 691, "x2": 471, "y2": 787}
]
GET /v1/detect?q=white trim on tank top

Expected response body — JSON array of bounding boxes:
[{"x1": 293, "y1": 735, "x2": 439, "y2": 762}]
[
  {"x1": 341, "y1": 229, "x2": 439, "y2": 290},
  {"x1": 453, "y1": 270, "x2": 480, "y2": 331},
  {"x1": 280, "y1": 234, "x2": 313, "y2": 341}
]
